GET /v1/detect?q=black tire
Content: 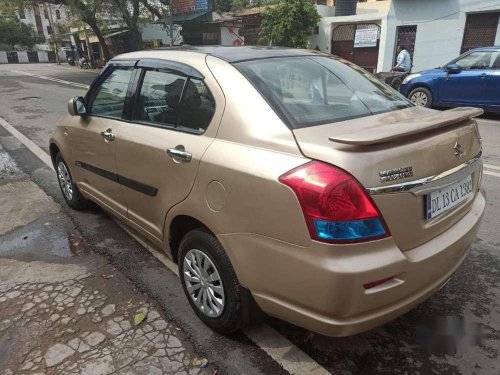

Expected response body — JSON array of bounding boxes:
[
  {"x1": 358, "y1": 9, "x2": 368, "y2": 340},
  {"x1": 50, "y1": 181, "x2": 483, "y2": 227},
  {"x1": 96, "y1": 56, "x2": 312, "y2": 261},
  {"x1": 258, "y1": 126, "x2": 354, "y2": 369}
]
[
  {"x1": 178, "y1": 229, "x2": 247, "y2": 334},
  {"x1": 408, "y1": 87, "x2": 433, "y2": 108},
  {"x1": 391, "y1": 77, "x2": 403, "y2": 92},
  {"x1": 55, "y1": 153, "x2": 90, "y2": 210}
]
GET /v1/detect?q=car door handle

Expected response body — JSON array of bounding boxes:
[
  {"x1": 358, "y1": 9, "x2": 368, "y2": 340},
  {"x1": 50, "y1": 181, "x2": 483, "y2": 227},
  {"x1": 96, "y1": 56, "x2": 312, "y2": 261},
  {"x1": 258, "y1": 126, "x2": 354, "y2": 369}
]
[
  {"x1": 480, "y1": 73, "x2": 488, "y2": 78},
  {"x1": 101, "y1": 128, "x2": 115, "y2": 141},
  {"x1": 167, "y1": 147, "x2": 192, "y2": 162}
]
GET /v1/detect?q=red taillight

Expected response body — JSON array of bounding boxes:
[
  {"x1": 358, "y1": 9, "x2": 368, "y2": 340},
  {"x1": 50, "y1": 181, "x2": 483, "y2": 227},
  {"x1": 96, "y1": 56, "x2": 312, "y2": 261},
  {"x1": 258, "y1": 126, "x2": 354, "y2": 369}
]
[{"x1": 279, "y1": 161, "x2": 390, "y2": 243}]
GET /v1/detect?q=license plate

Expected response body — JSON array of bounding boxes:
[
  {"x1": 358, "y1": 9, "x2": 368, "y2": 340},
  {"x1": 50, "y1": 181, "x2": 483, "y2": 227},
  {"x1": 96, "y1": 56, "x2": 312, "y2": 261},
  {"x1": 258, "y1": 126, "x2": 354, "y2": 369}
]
[{"x1": 426, "y1": 175, "x2": 473, "y2": 220}]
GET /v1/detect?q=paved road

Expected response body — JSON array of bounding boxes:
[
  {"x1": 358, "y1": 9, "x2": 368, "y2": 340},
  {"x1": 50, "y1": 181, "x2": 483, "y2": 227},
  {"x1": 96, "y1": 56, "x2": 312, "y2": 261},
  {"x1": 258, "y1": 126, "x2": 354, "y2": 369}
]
[{"x1": 1, "y1": 63, "x2": 499, "y2": 375}]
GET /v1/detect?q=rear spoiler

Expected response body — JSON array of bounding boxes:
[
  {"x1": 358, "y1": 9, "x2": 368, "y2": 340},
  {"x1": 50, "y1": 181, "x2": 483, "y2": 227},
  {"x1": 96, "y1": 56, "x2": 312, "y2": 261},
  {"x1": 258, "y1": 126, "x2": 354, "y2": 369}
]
[{"x1": 329, "y1": 107, "x2": 484, "y2": 146}]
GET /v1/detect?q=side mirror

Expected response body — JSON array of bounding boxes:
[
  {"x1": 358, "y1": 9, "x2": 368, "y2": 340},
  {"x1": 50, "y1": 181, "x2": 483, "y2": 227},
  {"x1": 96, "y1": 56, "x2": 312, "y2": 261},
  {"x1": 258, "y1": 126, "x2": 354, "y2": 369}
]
[
  {"x1": 68, "y1": 96, "x2": 87, "y2": 116},
  {"x1": 445, "y1": 64, "x2": 462, "y2": 74}
]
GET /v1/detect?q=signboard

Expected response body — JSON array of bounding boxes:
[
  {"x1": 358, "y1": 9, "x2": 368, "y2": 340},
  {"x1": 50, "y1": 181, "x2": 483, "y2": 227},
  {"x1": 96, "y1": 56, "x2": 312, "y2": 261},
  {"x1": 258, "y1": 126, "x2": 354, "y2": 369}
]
[
  {"x1": 174, "y1": 0, "x2": 211, "y2": 13},
  {"x1": 173, "y1": 0, "x2": 195, "y2": 14},
  {"x1": 195, "y1": 0, "x2": 209, "y2": 11},
  {"x1": 354, "y1": 28, "x2": 378, "y2": 48}
]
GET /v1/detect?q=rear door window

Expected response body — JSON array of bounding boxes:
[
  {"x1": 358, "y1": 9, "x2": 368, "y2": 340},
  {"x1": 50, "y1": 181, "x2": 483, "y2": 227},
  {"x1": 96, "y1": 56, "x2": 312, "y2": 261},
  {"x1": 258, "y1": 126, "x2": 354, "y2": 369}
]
[
  {"x1": 134, "y1": 69, "x2": 187, "y2": 127},
  {"x1": 178, "y1": 78, "x2": 216, "y2": 133},
  {"x1": 87, "y1": 66, "x2": 133, "y2": 118},
  {"x1": 133, "y1": 68, "x2": 216, "y2": 133}
]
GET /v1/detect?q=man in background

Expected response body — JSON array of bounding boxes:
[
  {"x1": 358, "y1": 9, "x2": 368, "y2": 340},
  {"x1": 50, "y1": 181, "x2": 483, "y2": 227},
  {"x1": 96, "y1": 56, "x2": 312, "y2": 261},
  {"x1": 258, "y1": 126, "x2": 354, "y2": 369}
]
[{"x1": 393, "y1": 45, "x2": 412, "y2": 72}]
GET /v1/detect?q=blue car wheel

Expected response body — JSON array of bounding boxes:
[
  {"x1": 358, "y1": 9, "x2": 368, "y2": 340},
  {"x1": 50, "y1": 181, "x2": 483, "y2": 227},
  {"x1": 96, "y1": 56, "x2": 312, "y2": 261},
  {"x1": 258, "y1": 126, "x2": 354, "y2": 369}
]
[{"x1": 408, "y1": 87, "x2": 433, "y2": 108}]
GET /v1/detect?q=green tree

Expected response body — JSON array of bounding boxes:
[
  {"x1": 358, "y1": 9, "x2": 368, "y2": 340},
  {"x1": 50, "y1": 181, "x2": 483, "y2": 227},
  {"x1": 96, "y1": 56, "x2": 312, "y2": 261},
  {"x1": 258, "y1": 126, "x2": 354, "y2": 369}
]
[
  {"x1": 260, "y1": 0, "x2": 320, "y2": 48},
  {"x1": 111, "y1": 0, "x2": 142, "y2": 50},
  {"x1": 0, "y1": 18, "x2": 44, "y2": 49},
  {"x1": 111, "y1": 0, "x2": 170, "y2": 50},
  {"x1": 216, "y1": 0, "x2": 233, "y2": 12}
]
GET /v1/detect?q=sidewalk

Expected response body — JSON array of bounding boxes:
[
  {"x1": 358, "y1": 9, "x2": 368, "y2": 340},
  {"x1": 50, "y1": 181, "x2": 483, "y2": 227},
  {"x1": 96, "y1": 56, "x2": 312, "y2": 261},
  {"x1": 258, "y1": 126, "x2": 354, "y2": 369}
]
[{"x1": 0, "y1": 144, "x2": 213, "y2": 375}]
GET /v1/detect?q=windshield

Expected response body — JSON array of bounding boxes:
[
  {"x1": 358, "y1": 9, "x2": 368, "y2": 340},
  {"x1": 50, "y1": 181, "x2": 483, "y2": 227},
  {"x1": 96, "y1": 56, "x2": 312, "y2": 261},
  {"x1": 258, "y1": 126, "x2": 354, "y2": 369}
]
[{"x1": 234, "y1": 56, "x2": 412, "y2": 129}]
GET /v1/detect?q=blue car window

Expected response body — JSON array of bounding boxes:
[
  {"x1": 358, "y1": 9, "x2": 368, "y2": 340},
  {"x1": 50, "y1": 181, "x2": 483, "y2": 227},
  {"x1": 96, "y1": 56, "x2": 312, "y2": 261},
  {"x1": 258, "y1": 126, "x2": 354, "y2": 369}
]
[
  {"x1": 455, "y1": 51, "x2": 499, "y2": 70},
  {"x1": 493, "y1": 54, "x2": 500, "y2": 69}
]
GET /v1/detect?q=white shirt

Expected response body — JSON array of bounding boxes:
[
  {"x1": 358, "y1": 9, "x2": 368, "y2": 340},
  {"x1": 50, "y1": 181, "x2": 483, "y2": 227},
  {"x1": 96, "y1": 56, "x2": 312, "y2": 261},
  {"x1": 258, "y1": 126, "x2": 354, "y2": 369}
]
[{"x1": 395, "y1": 49, "x2": 412, "y2": 72}]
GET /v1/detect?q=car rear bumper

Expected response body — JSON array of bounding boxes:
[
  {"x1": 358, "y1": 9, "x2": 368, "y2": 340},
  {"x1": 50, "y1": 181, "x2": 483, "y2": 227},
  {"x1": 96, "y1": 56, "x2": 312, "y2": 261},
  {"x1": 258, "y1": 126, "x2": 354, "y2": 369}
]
[{"x1": 218, "y1": 189, "x2": 485, "y2": 337}]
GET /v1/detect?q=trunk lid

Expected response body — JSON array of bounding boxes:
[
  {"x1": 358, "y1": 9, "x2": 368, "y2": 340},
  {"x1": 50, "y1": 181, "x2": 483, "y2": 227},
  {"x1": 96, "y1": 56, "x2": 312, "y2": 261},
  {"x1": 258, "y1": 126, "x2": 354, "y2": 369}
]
[{"x1": 293, "y1": 106, "x2": 483, "y2": 251}]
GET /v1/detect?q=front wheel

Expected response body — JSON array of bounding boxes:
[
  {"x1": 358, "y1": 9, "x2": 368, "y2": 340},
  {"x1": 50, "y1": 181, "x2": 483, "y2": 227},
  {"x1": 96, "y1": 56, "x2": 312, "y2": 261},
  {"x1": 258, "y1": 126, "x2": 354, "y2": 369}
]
[
  {"x1": 55, "y1": 153, "x2": 89, "y2": 210},
  {"x1": 408, "y1": 87, "x2": 433, "y2": 108},
  {"x1": 179, "y1": 229, "x2": 247, "y2": 334}
]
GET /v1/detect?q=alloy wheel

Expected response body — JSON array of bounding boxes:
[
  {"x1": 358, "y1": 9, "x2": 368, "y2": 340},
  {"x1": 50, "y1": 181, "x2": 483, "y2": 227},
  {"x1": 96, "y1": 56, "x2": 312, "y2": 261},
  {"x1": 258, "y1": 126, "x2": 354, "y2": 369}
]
[
  {"x1": 183, "y1": 249, "x2": 225, "y2": 318},
  {"x1": 410, "y1": 91, "x2": 428, "y2": 106},
  {"x1": 57, "y1": 161, "x2": 73, "y2": 201}
]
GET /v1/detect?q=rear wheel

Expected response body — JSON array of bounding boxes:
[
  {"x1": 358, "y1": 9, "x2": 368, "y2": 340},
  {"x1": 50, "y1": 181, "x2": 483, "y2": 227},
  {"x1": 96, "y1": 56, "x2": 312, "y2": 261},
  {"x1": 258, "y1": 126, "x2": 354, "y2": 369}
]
[
  {"x1": 409, "y1": 87, "x2": 433, "y2": 108},
  {"x1": 179, "y1": 229, "x2": 246, "y2": 334},
  {"x1": 55, "y1": 153, "x2": 89, "y2": 210}
]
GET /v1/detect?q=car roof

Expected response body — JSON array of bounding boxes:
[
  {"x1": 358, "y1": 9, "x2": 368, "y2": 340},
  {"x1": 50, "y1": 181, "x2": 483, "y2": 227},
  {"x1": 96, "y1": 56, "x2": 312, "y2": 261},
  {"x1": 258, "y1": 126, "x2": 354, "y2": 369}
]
[
  {"x1": 113, "y1": 46, "x2": 319, "y2": 64},
  {"x1": 470, "y1": 46, "x2": 500, "y2": 52}
]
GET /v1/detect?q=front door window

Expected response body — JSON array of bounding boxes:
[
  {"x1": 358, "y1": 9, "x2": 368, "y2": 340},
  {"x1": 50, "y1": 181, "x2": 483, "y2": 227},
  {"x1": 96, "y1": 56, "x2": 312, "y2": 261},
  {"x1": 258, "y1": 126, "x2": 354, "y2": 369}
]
[{"x1": 87, "y1": 67, "x2": 133, "y2": 118}]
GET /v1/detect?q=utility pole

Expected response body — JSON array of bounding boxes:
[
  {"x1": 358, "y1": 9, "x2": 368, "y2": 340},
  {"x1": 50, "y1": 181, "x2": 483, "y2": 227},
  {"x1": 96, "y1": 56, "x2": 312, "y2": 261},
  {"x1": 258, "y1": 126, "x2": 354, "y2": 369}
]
[{"x1": 46, "y1": 2, "x2": 60, "y2": 65}]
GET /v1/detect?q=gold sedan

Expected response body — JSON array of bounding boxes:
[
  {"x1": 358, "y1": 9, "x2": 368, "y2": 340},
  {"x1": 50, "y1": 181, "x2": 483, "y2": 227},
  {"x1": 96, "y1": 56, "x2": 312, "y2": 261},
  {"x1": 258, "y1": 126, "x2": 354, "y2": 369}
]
[{"x1": 50, "y1": 47, "x2": 486, "y2": 336}]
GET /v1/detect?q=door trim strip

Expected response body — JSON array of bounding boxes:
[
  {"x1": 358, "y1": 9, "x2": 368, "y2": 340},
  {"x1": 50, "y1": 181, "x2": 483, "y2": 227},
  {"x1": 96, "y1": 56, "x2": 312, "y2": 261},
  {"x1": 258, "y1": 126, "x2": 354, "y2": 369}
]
[{"x1": 76, "y1": 161, "x2": 158, "y2": 197}]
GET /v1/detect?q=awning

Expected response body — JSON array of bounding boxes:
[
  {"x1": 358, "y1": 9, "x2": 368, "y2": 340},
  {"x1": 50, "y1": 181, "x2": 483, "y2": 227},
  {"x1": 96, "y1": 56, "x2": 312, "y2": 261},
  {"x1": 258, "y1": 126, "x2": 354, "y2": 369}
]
[
  {"x1": 104, "y1": 29, "x2": 129, "y2": 38},
  {"x1": 173, "y1": 11, "x2": 212, "y2": 23}
]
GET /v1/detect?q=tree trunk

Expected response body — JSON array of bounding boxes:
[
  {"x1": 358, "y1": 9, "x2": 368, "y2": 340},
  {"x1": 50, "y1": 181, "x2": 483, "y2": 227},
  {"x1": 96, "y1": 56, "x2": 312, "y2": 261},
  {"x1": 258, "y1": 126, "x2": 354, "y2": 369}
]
[
  {"x1": 85, "y1": 18, "x2": 112, "y2": 62},
  {"x1": 131, "y1": 27, "x2": 143, "y2": 50},
  {"x1": 94, "y1": 28, "x2": 112, "y2": 62},
  {"x1": 59, "y1": 0, "x2": 112, "y2": 62}
]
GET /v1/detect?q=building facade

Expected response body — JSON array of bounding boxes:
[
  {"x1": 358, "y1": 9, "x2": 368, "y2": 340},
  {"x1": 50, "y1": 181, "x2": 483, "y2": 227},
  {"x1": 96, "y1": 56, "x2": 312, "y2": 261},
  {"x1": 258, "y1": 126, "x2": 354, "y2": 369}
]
[
  {"x1": 313, "y1": 0, "x2": 500, "y2": 73},
  {"x1": 17, "y1": 2, "x2": 72, "y2": 51}
]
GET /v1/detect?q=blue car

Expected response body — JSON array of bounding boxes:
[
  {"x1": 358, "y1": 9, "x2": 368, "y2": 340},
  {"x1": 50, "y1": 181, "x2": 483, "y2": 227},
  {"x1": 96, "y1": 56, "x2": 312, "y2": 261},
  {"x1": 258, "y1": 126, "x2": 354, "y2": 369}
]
[{"x1": 400, "y1": 46, "x2": 500, "y2": 113}]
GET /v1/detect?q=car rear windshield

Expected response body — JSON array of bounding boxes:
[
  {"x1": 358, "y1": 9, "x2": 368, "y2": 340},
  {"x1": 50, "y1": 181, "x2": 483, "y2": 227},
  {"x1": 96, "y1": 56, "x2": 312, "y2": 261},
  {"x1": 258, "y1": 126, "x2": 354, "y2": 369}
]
[{"x1": 234, "y1": 56, "x2": 412, "y2": 129}]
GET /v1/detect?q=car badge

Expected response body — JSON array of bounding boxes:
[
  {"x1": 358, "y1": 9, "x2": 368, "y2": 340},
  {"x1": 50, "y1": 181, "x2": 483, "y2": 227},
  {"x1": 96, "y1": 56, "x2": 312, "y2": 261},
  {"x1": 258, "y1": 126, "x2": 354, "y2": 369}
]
[
  {"x1": 379, "y1": 166, "x2": 413, "y2": 183},
  {"x1": 453, "y1": 142, "x2": 465, "y2": 159}
]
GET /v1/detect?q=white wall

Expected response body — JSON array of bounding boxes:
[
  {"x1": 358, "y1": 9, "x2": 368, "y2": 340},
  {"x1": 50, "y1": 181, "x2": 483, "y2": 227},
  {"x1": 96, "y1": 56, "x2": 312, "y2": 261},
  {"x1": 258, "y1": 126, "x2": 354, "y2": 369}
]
[
  {"x1": 316, "y1": 0, "x2": 500, "y2": 73},
  {"x1": 141, "y1": 23, "x2": 183, "y2": 46},
  {"x1": 19, "y1": 2, "x2": 70, "y2": 43},
  {"x1": 316, "y1": 4, "x2": 336, "y2": 18},
  {"x1": 309, "y1": 21, "x2": 333, "y2": 52},
  {"x1": 38, "y1": 51, "x2": 49, "y2": 63},
  {"x1": 17, "y1": 51, "x2": 29, "y2": 63},
  {"x1": 314, "y1": 13, "x2": 384, "y2": 56},
  {"x1": 381, "y1": 0, "x2": 500, "y2": 72},
  {"x1": 220, "y1": 26, "x2": 244, "y2": 46}
]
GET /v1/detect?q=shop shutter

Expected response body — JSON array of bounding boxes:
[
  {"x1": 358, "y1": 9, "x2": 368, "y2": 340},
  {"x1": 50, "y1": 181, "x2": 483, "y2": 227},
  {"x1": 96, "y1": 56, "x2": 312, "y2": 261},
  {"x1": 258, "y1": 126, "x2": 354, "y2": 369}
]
[{"x1": 461, "y1": 12, "x2": 500, "y2": 54}]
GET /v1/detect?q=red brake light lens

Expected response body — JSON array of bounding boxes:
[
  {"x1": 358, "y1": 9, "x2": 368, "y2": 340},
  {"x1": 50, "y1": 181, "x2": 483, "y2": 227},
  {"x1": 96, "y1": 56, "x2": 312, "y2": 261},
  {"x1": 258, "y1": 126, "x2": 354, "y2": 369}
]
[{"x1": 279, "y1": 161, "x2": 390, "y2": 243}]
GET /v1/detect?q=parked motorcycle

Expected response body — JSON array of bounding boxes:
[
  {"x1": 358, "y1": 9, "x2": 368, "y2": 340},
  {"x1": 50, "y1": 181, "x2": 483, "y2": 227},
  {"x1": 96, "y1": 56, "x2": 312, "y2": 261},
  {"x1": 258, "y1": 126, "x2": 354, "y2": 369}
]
[
  {"x1": 79, "y1": 57, "x2": 91, "y2": 69},
  {"x1": 375, "y1": 70, "x2": 410, "y2": 92}
]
